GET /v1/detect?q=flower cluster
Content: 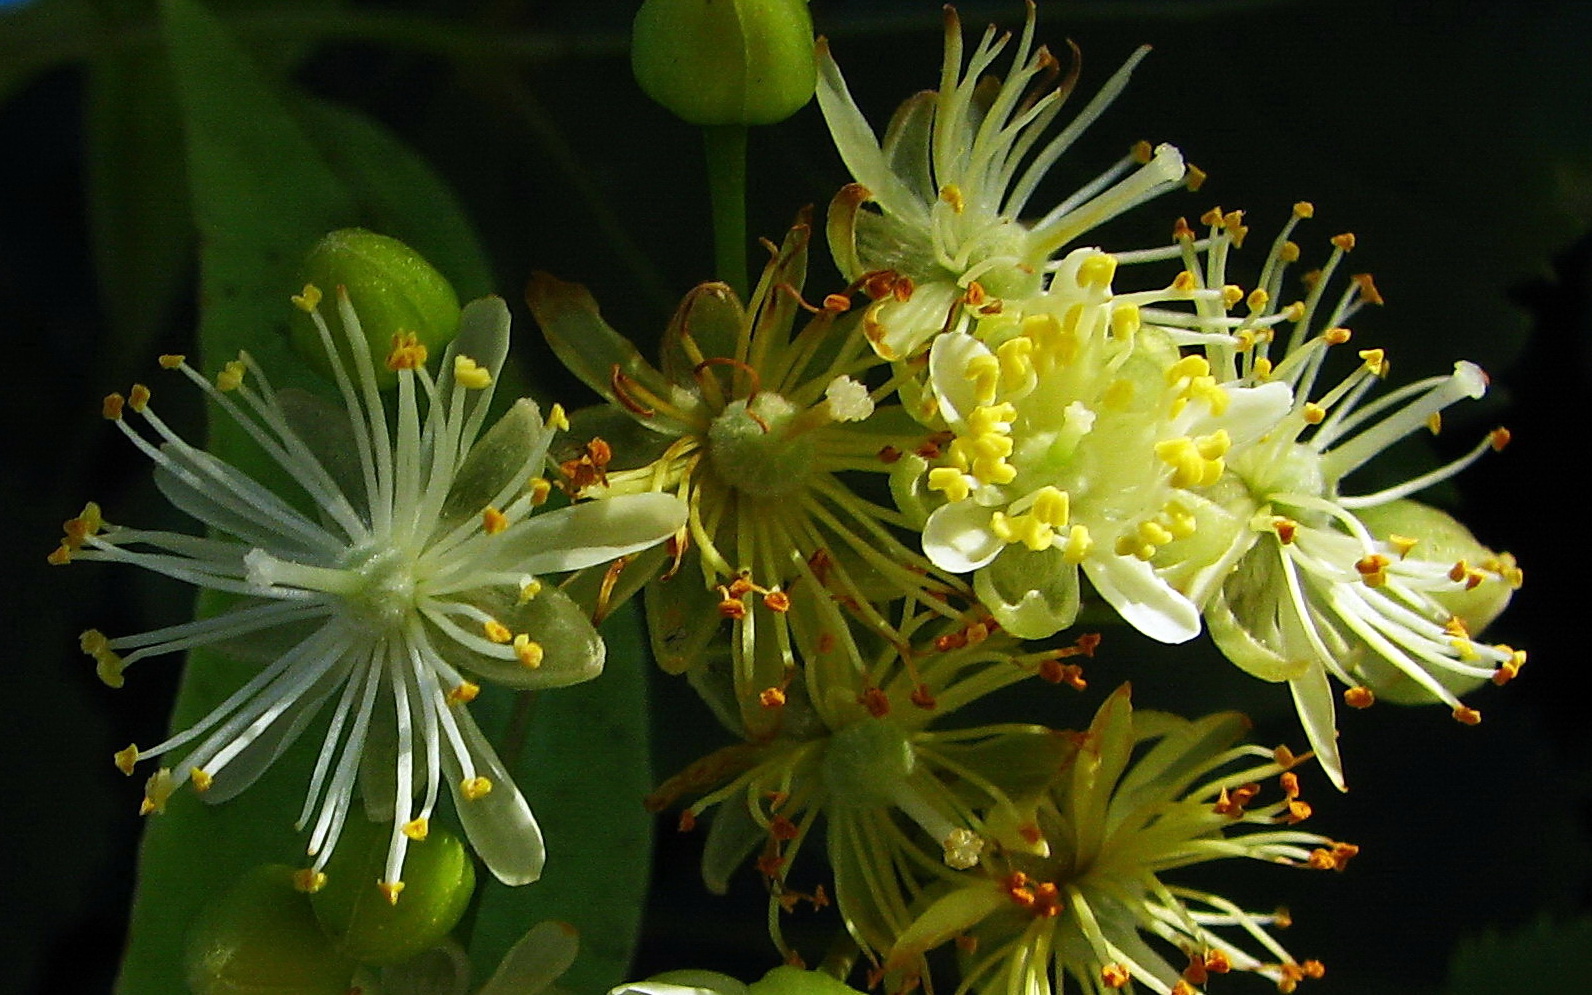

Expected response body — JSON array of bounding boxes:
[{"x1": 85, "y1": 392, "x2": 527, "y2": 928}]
[{"x1": 65, "y1": 2, "x2": 1524, "y2": 992}]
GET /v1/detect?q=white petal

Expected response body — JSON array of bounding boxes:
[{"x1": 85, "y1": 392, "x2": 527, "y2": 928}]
[
  {"x1": 1216, "y1": 380, "x2": 1294, "y2": 447},
  {"x1": 493, "y1": 493, "x2": 685, "y2": 576},
  {"x1": 478, "y1": 921, "x2": 580, "y2": 995},
  {"x1": 921, "y1": 501, "x2": 1002, "y2": 573},
  {"x1": 444, "y1": 713, "x2": 545, "y2": 885},
  {"x1": 927, "y1": 331, "x2": 992, "y2": 429},
  {"x1": 1289, "y1": 664, "x2": 1346, "y2": 791},
  {"x1": 1086, "y1": 555, "x2": 1201, "y2": 644},
  {"x1": 974, "y1": 552, "x2": 1080, "y2": 640}
]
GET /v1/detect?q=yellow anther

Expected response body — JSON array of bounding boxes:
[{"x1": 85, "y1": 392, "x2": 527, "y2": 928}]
[
  {"x1": 1137, "y1": 520, "x2": 1174, "y2": 547},
  {"x1": 114, "y1": 744, "x2": 139, "y2": 776},
  {"x1": 1280, "y1": 241, "x2": 1302, "y2": 263},
  {"x1": 1273, "y1": 517, "x2": 1299, "y2": 544},
  {"x1": 1490, "y1": 427, "x2": 1511, "y2": 451},
  {"x1": 291, "y1": 283, "x2": 323, "y2": 312},
  {"x1": 127, "y1": 383, "x2": 151, "y2": 413},
  {"x1": 527, "y1": 477, "x2": 552, "y2": 505},
  {"x1": 1167, "y1": 354, "x2": 1212, "y2": 385},
  {"x1": 964, "y1": 353, "x2": 1000, "y2": 405},
  {"x1": 1355, "y1": 554, "x2": 1390, "y2": 587},
  {"x1": 1302, "y1": 402, "x2": 1326, "y2": 424},
  {"x1": 378, "y1": 880, "x2": 405, "y2": 905},
  {"x1": 1061, "y1": 524, "x2": 1093, "y2": 563},
  {"x1": 1246, "y1": 288, "x2": 1270, "y2": 311},
  {"x1": 1453, "y1": 706, "x2": 1482, "y2": 726},
  {"x1": 1331, "y1": 232, "x2": 1357, "y2": 252},
  {"x1": 1185, "y1": 164, "x2": 1208, "y2": 190},
  {"x1": 461, "y1": 776, "x2": 493, "y2": 800},
  {"x1": 1252, "y1": 357, "x2": 1274, "y2": 380},
  {"x1": 447, "y1": 681, "x2": 480, "y2": 705},
  {"x1": 1194, "y1": 429, "x2": 1231, "y2": 460},
  {"x1": 1388, "y1": 534, "x2": 1419, "y2": 558},
  {"x1": 1344, "y1": 686, "x2": 1375, "y2": 709},
  {"x1": 940, "y1": 183, "x2": 965, "y2": 214},
  {"x1": 401, "y1": 817, "x2": 430, "y2": 841},
  {"x1": 928, "y1": 466, "x2": 971, "y2": 504},
  {"x1": 1172, "y1": 216, "x2": 1196, "y2": 241},
  {"x1": 513, "y1": 634, "x2": 544, "y2": 669},
  {"x1": 156, "y1": 354, "x2": 185, "y2": 371},
  {"x1": 996, "y1": 337, "x2": 1034, "y2": 388},
  {"x1": 385, "y1": 332, "x2": 429, "y2": 372},
  {"x1": 1358, "y1": 348, "x2": 1388, "y2": 376},
  {"x1": 1324, "y1": 326, "x2": 1352, "y2": 345},
  {"x1": 81, "y1": 628, "x2": 126, "y2": 688},
  {"x1": 1201, "y1": 206, "x2": 1225, "y2": 227},
  {"x1": 216, "y1": 359, "x2": 247, "y2": 392},
  {"x1": 1131, "y1": 139, "x2": 1153, "y2": 164},
  {"x1": 102, "y1": 393, "x2": 125, "y2": 420},
  {"x1": 1353, "y1": 272, "x2": 1384, "y2": 305},
  {"x1": 1101, "y1": 964, "x2": 1132, "y2": 989},
  {"x1": 483, "y1": 620, "x2": 512, "y2": 644},
  {"x1": 1161, "y1": 502, "x2": 1197, "y2": 540},
  {"x1": 190, "y1": 767, "x2": 214, "y2": 793},
  {"x1": 1282, "y1": 301, "x2": 1307, "y2": 321},
  {"x1": 1171, "y1": 270, "x2": 1198, "y2": 292},
  {"x1": 517, "y1": 578, "x2": 544, "y2": 604},
  {"x1": 454, "y1": 356, "x2": 493, "y2": 389},
  {"x1": 1450, "y1": 637, "x2": 1479, "y2": 660},
  {"x1": 1031, "y1": 487, "x2": 1069, "y2": 527},
  {"x1": 140, "y1": 767, "x2": 174, "y2": 816},
  {"x1": 547, "y1": 403, "x2": 570, "y2": 432},
  {"x1": 1221, "y1": 284, "x2": 1244, "y2": 307},
  {"x1": 1110, "y1": 303, "x2": 1141, "y2": 339},
  {"x1": 1293, "y1": 201, "x2": 1315, "y2": 219},
  {"x1": 989, "y1": 511, "x2": 1015, "y2": 543},
  {"x1": 481, "y1": 506, "x2": 510, "y2": 535},
  {"x1": 293, "y1": 868, "x2": 328, "y2": 893},
  {"x1": 1076, "y1": 253, "x2": 1117, "y2": 289}
]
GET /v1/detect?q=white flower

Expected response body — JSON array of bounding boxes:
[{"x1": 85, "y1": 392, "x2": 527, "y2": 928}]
[
  {"x1": 910, "y1": 248, "x2": 1289, "y2": 643},
  {"x1": 1148, "y1": 207, "x2": 1524, "y2": 789},
  {"x1": 54, "y1": 288, "x2": 685, "y2": 895},
  {"x1": 817, "y1": 3, "x2": 1188, "y2": 360}
]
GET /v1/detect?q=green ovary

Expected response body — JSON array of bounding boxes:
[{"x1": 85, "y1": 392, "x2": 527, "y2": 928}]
[{"x1": 705, "y1": 393, "x2": 818, "y2": 498}]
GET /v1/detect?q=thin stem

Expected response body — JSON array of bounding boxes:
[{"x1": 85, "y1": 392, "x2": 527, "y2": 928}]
[{"x1": 704, "y1": 123, "x2": 749, "y2": 297}]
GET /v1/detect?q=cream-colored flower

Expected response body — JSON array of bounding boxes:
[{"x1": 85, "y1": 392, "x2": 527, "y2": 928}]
[
  {"x1": 817, "y1": 4, "x2": 1188, "y2": 360},
  {"x1": 1145, "y1": 206, "x2": 1523, "y2": 789},
  {"x1": 906, "y1": 248, "x2": 1290, "y2": 642},
  {"x1": 55, "y1": 290, "x2": 684, "y2": 895}
]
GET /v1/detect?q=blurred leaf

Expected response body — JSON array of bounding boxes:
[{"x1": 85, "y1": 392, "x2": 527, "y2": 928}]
[
  {"x1": 115, "y1": 0, "x2": 356, "y2": 991},
  {"x1": 1445, "y1": 916, "x2": 1592, "y2": 995},
  {"x1": 0, "y1": 0, "x2": 103, "y2": 105},
  {"x1": 296, "y1": 97, "x2": 494, "y2": 300},
  {"x1": 83, "y1": 46, "x2": 193, "y2": 374},
  {"x1": 466, "y1": 601, "x2": 655, "y2": 995}
]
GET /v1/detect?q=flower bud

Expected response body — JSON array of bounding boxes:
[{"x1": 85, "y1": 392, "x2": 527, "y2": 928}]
[
  {"x1": 632, "y1": 0, "x2": 816, "y2": 125},
  {"x1": 185, "y1": 865, "x2": 357, "y2": 995},
  {"x1": 309, "y1": 816, "x2": 476, "y2": 966},
  {"x1": 749, "y1": 966, "x2": 868, "y2": 995},
  {"x1": 289, "y1": 228, "x2": 460, "y2": 389}
]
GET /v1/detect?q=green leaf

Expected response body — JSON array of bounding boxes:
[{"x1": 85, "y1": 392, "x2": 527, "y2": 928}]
[
  {"x1": 83, "y1": 45, "x2": 194, "y2": 377},
  {"x1": 0, "y1": 0, "x2": 104, "y2": 107},
  {"x1": 115, "y1": 0, "x2": 357, "y2": 992},
  {"x1": 1445, "y1": 916, "x2": 1592, "y2": 995},
  {"x1": 465, "y1": 601, "x2": 656, "y2": 995}
]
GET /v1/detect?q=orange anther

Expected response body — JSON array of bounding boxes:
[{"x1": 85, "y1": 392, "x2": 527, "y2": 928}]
[{"x1": 1344, "y1": 686, "x2": 1375, "y2": 709}]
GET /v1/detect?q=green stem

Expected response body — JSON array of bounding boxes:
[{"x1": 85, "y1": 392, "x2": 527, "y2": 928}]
[{"x1": 703, "y1": 123, "x2": 749, "y2": 296}]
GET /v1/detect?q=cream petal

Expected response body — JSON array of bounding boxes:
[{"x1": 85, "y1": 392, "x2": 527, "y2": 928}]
[
  {"x1": 444, "y1": 713, "x2": 545, "y2": 885},
  {"x1": 922, "y1": 500, "x2": 1002, "y2": 573},
  {"x1": 1289, "y1": 664, "x2": 1346, "y2": 791},
  {"x1": 974, "y1": 547, "x2": 1080, "y2": 640},
  {"x1": 1086, "y1": 555, "x2": 1201, "y2": 644},
  {"x1": 486, "y1": 493, "x2": 686, "y2": 577},
  {"x1": 477, "y1": 921, "x2": 580, "y2": 995}
]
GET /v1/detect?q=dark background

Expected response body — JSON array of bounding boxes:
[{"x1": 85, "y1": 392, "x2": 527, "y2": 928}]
[{"x1": 3, "y1": 0, "x2": 1589, "y2": 992}]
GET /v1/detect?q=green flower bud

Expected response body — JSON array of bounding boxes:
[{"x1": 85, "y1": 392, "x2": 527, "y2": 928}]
[
  {"x1": 309, "y1": 816, "x2": 476, "y2": 966},
  {"x1": 185, "y1": 865, "x2": 357, "y2": 995},
  {"x1": 632, "y1": 0, "x2": 816, "y2": 125},
  {"x1": 289, "y1": 228, "x2": 461, "y2": 389},
  {"x1": 749, "y1": 966, "x2": 867, "y2": 995},
  {"x1": 1352, "y1": 499, "x2": 1518, "y2": 704}
]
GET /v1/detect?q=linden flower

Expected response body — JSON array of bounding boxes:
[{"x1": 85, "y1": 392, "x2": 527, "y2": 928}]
[
  {"x1": 887, "y1": 685, "x2": 1349, "y2": 995},
  {"x1": 52, "y1": 289, "x2": 685, "y2": 896},
  {"x1": 1143, "y1": 207, "x2": 1524, "y2": 789},
  {"x1": 646, "y1": 597, "x2": 1095, "y2": 964},
  {"x1": 530, "y1": 219, "x2": 967, "y2": 738},
  {"x1": 906, "y1": 248, "x2": 1290, "y2": 643},
  {"x1": 817, "y1": 3, "x2": 1189, "y2": 360}
]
